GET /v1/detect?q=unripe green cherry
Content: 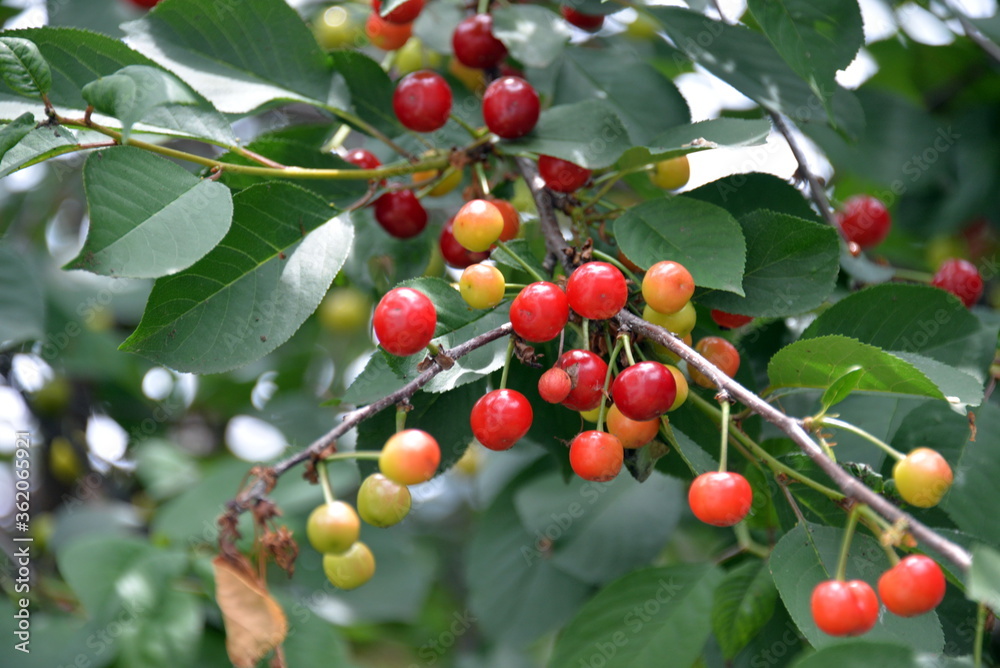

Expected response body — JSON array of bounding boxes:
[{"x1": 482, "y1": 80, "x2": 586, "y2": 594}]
[
  {"x1": 453, "y1": 199, "x2": 504, "y2": 252},
  {"x1": 306, "y1": 500, "x2": 361, "y2": 554},
  {"x1": 642, "y1": 301, "x2": 696, "y2": 338},
  {"x1": 357, "y1": 473, "x2": 412, "y2": 527},
  {"x1": 649, "y1": 155, "x2": 690, "y2": 190},
  {"x1": 323, "y1": 541, "x2": 376, "y2": 590},
  {"x1": 460, "y1": 263, "x2": 505, "y2": 309}
]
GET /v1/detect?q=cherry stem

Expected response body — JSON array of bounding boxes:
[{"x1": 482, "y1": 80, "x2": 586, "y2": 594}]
[
  {"x1": 322, "y1": 451, "x2": 383, "y2": 463},
  {"x1": 881, "y1": 542, "x2": 902, "y2": 567},
  {"x1": 818, "y1": 416, "x2": 906, "y2": 461},
  {"x1": 499, "y1": 337, "x2": 515, "y2": 390},
  {"x1": 582, "y1": 318, "x2": 590, "y2": 350},
  {"x1": 893, "y1": 267, "x2": 934, "y2": 283},
  {"x1": 426, "y1": 342, "x2": 441, "y2": 357},
  {"x1": 733, "y1": 522, "x2": 770, "y2": 559},
  {"x1": 476, "y1": 0, "x2": 490, "y2": 15},
  {"x1": 621, "y1": 335, "x2": 637, "y2": 367},
  {"x1": 317, "y1": 460, "x2": 336, "y2": 505},
  {"x1": 974, "y1": 602, "x2": 987, "y2": 668},
  {"x1": 415, "y1": 165, "x2": 456, "y2": 198},
  {"x1": 321, "y1": 124, "x2": 352, "y2": 153},
  {"x1": 834, "y1": 504, "x2": 861, "y2": 582},
  {"x1": 473, "y1": 162, "x2": 491, "y2": 197},
  {"x1": 597, "y1": 337, "x2": 625, "y2": 432},
  {"x1": 395, "y1": 405, "x2": 407, "y2": 433},
  {"x1": 590, "y1": 248, "x2": 641, "y2": 287},
  {"x1": 494, "y1": 240, "x2": 545, "y2": 282},
  {"x1": 451, "y1": 113, "x2": 481, "y2": 139},
  {"x1": 718, "y1": 399, "x2": 731, "y2": 473}
]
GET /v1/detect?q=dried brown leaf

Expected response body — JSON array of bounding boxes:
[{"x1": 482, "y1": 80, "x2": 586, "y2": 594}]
[{"x1": 213, "y1": 555, "x2": 288, "y2": 668}]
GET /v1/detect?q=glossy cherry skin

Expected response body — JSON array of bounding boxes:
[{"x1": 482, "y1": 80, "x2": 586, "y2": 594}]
[
  {"x1": 482, "y1": 76, "x2": 540, "y2": 139},
  {"x1": 374, "y1": 190, "x2": 428, "y2": 239},
  {"x1": 611, "y1": 361, "x2": 677, "y2": 422},
  {"x1": 837, "y1": 195, "x2": 891, "y2": 249},
  {"x1": 306, "y1": 501, "x2": 360, "y2": 554},
  {"x1": 642, "y1": 260, "x2": 695, "y2": 314},
  {"x1": 393, "y1": 70, "x2": 452, "y2": 132},
  {"x1": 357, "y1": 473, "x2": 411, "y2": 527},
  {"x1": 606, "y1": 404, "x2": 660, "y2": 449},
  {"x1": 932, "y1": 258, "x2": 983, "y2": 307},
  {"x1": 569, "y1": 430, "x2": 624, "y2": 482},
  {"x1": 810, "y1": 580, "x2": 880, "y2": 637},
  {"x1": 566, "y1": 261, "x2": 628, "y2": 320},
  {"x1": 439, "y1": 217, "x2": 490, "y2": 268},
  {"x1": 126, "y1": 0, "x2": 162, "y2": 8},
  {"x1": 344, "y1": 148, "x2": 382, "y2": 171},
  {"x1": 470, "y1": 389, "x2": 533, "y2": 451},
  {"x1": 373, "y1": 287, "x2": 437, "y2": 356},
  {"x1": 688, "y1": 471, "x2": 752, "y2": 526},
  {"x1": 459, "y1": 263, "x2": 505, "y2": 309},
  {"x1": 710, "y1": 309, "x2": 753, "y2": 330},
  {"x1": 538, "y1": 155, "x2": 591, "y2": 193},
  {"x1": 649, "y1": 155, "x2": 690, "y2": 190},
  {"x1": 453, "y1": 199, "x2": 504, "y2": 252},
  {"x1": 554, "y1": 349, "x2": 609, "y2": 412},
  {"x1": 878, "y1": 555, "x2": 946, "y2": 617},
  {"x1": 489, "y1": 198, "x2": 521, "y2": 241},
  {"x1": 452, "y1": 14, "x2": 507, "y2": 69},
  {"x1": 689, "y1": 337, "x2": 740, "y2": 388},
  {"x1": 538, "y1": 367, "x2": 573, "y2": 404},
  {"x1": 366, "y1": 12, "x2": 412, "y2": 50},
  {"x1": 560, "y1": 6, "x2": 604, "y2": 31},
  {"x1": 372, "y1": 0, "x2": 424, "y2": 24},
  {"x1": 509, "y1": 282, "x2": 570, "y2": 342},
  {"x1": 893, "y1": 447, "x2": 953, "y2": 508},
  {"x1": 379, "y1": 428, "x2": 441, "y2": 485},
  {"x1": 323, "y1": 542, "x2": 376, "y2": 590}
]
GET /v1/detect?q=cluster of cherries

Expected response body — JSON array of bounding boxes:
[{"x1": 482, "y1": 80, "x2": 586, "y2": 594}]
[
  {"x1": 307, "y1": 428, "x2": 441, "y2": 589},
  {"x1": 837, "y1": 195, "x2": 984, "y2": 307}
]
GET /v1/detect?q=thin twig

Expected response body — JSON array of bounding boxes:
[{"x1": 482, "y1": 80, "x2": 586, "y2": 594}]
[
  {"x1": 515, "y1": 156, "x2": 573, "y2": 275},
  {"x1": 769, "y1": 112, "x2": 839, "y2": 228}
]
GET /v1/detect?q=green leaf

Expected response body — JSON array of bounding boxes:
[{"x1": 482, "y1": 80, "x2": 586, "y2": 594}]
[
  {"x1": 686, "y1": 172, "x2": 822, "y2": 223},
  {"x1": 466, "y1": 470, "x2": 592, "y2": 645},
  {"x1": 617, "y1": 118, "x2": 772, "y2": 170},
  {"x1": 791, "y1": 641, "x2": 928, "y2": 668},
  {"x1": 0, "y1": 36, "x2": 51, "y2": 97},
  {"x1": 549, "y1": 564, "x2": 723, "y2": 668},
  {"x1": 328, "y1": 50, "x2": 401, "y2": 137},
  {"x1": 503, "y1": 99, "x2": 632, "y2": 169},
  {"x1": 747, "y1": 0, "x2": 864, "y2": 109},
  {"x1": 547, "y1": 48, "x2": 690, "y2": 145},
  {"x1": 967, "y1": 544, "x2": 1000, "y2": 611},
  {"x1": 491, "y1": 238, "x2": 547, "y2": 281},
  {"x1": 81, "y1": 65, "x2": 197, "y2": 141},
  {"x1": 0, "y1": 120, "x2": 83, "y2": 177},
  {"x1": 0, "y1": 28, "x2": 234, "y2": 144},
  {"x1": 770, "y1": 523, "x2": 944, "y2": 651},
  {"x1": 802, "y1": 283, "x2": 995, "y2": 384},
  {"x1": 767, "y1": 335, "x2": 981, "y2": 406},
  {"x1": 651, "y1": 7, "x2": 863, "y2": 137},
  {"x1": 117, "y1": 589, "x2": 203, "y2": 668},
  {"x1": 0, "y1": 246, "x2": 44, "y2": 349},
  {"x1": 943, "y1": 403, "x2": 1000, "y2": 547},
  {"x1": 493, "y1": 5, "x2": 571, "y2": 69},
  {"x1": 119, "y1": 183, "x2": 353, "y2": 373},
  {"x1": 512, "y1": 471, "x2": 683, "y2": 584},
  {"x1": 412, "y1": 1, "x2": 464, "y2": 54},
  {"x1": 613, "y1": 197, "x2": 746, "y2": 294},
  {"x1": 0, "y1": 111, "x2": 33, "y2": 154},
  {"x1": 820, "y1": 366, "x2": 865, "y2": 412},
  {"x1": 711, "y1": 560, "x2": 779, "y2": 659},
  {"x1": 695, "y1": 210, "x2": 839, "y2": 317},
  {"x1": 67, "y1": 146, "x2": 232, "y2": 278},
  {"x1": 121, "y1": 0, "x2": 332, "y2": 113}
]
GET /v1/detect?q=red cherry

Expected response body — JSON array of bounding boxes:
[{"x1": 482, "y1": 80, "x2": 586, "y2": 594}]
[
  {"x1": 811, "y1": 580, "x2": 880, "y2": 637},
  {"x1": 509, "y1": 282, "x2": 570, "y2": 342},
  {"x1": 538, "y1": 155, "x2": 591, "y2": 193},
  {"x1": 538, "y1": 367, "x2": 573, "y2": 404},
  {"x1": 344, "y1": 149, "x2": 382, "y2": 171},
  {"x1": 374, "y1": 190, "x2": 428, "y2": 239},
  {"x1": 606, "y1": 404, "x2": 660, "y2": 449},
  {"x1": 393, "y1": 70, "x2": 453, "y2": 133},
  {"x1": 611, "y1": 361, "x2": 677, "y2": 422},
  {"x1": 932, "y1": 258, "x2": 983, "y2": 307},
  {"x1": 687, "y1": 471, "x2": 752, "y2": 526},
  {"x1": 554, "y1": 349, "x2": 608, "y2": 412},
  {"x1": 366, "y1": 13, "x2": 413, "y2": 50},
  {"x1": 566, "y1": 261, "x2": 628, "y2": 320},
  {"x1": 689, "y1": 337, "x2": 740, "y2": 388},
  {"x1": 560, "y1": 6, "x2": 604, "y2": 31},
  {"x1": 373, "y1": 287, "x2": 437, "y2": 356},
  {"x1": 710, "y1": 309, "x2": 753, "y2": 330},
  {"x1": 482, "y1": 76, "x2": 540, "y2": 140},
  {"x1": 569, "y1": 430, "x2": 623, "y2": 482},
  {"x1": 452, "y1": 14, "x2": 507, "y2": 69},
  {"x1": 470, "y1": 389, "x2": 533, "y2": 451},
  {"x1": 489, "y1": 198, "x2": 521, "y2": 241},
  {"x1": 837, "y1": 195, "x2": 891, "y2": 248},
  {"x1": 126, "y1": 0, "x2": 161, "y2": 8},
  {"x1": 372, "y1": 0, "x2": 425, "y2": 24},
  {"x1": 439, "y1": 217, "x2": 490, "y2": 268},
  {"x1": 878, "y1": 555, "x2": 946, "y2": 617}
]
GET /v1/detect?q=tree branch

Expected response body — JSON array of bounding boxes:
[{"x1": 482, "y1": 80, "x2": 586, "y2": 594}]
[
  {"x1": 515, "y1": 156, "x2": 574, "y2": 275},
  {"x1": 231, "y1": 323, "x2": 513, "y2": 511},
  {"x1": 616, "y1": 309, "x2": 973, "y2": 573},
  {"x1": 769, "y1": 112, "x2": 840, "y2": 229}
]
